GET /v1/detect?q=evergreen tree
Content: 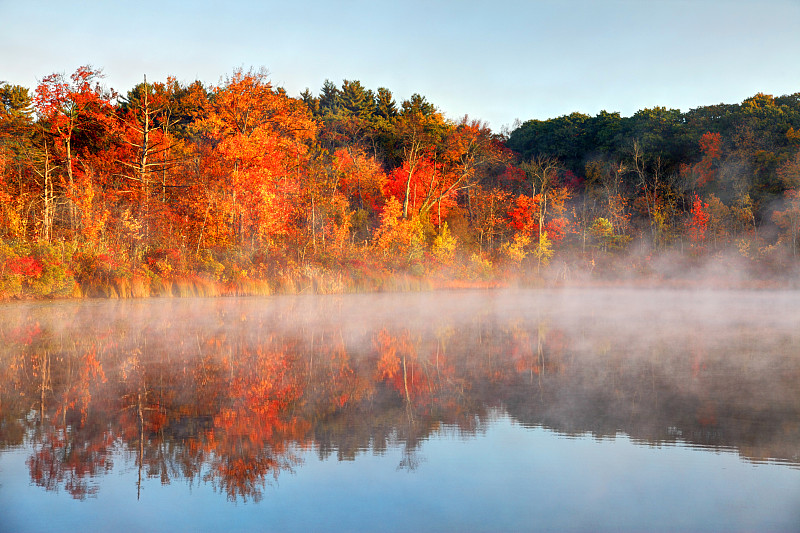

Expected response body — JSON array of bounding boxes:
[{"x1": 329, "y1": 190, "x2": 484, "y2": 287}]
[
  {"x1": 318, "y1": 80, "x2": 341, "y2": 116},
  {"x1": 375, "y1": 87, "x2": 398, "y2": 119},
  {"x1": 340, "y1": 79, "x2": 374, "y2": 119}
]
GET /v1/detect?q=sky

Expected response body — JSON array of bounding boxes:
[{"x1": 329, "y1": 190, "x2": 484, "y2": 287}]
[{"x1": 2, "y1": 0, "x2": 800, "y2": 132}]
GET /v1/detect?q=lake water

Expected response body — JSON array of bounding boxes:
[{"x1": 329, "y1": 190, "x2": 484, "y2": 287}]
[{"x1": 0, "y1": 289, "x2": 798, "y2": 532}]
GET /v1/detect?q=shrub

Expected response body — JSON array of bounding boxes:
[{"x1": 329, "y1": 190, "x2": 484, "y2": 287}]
[
  {"x1": 71, "y1": 249, "x2": 130, "y2": 297},
  {"x1": 0, "y1": 241, "x2": 74, "y2": 298}
]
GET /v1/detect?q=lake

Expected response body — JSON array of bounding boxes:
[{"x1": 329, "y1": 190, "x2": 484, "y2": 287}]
[{"x1": 1, "y1": 289, "x2": 798, "y2": 532}]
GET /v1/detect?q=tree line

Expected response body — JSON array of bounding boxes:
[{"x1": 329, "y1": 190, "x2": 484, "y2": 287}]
[{"x1": 1, "y1": 65, "x2": 799, "y2": 297}]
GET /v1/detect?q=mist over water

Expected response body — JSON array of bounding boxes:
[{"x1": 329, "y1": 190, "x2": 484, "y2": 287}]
[{"x1": 0, "y1": 288, "x2": 799, "y2": 531}]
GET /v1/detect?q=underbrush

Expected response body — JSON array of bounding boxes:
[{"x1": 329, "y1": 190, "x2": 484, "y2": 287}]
[
  {"x1": 8, "y1": 238, "x2": 788, "y2": 300},
  {"x1": 0, "y1": 241, "x2": 74, "y2": 298}
]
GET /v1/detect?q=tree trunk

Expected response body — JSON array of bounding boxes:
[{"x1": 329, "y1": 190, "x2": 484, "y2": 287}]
[{"x1": 65, "y1": 136, "x2": 76, "y2": 233}]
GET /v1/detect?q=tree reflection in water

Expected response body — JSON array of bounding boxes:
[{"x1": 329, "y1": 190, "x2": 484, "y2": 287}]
[{"x1": 0, "y1": 291, "x2": 798, "y2": 503}]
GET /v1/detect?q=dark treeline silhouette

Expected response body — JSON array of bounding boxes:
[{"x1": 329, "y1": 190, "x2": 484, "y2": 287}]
[{"x1": 1, "y1": 67, "x2": 799, "y2": 298}]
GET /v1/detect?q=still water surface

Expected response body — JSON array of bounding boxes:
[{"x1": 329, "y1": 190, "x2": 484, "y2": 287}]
[{"x1": 0, "y1": 289, "x2": 798, "y2": 532}]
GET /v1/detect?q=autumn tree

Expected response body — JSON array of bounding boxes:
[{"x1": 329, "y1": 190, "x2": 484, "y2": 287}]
[
  {"x1": 328, "y1": 147, "x2": 388, "y2": 244},
  {"x1": 582, "y1": 159, "x2": 631, "y2": 252},
  {"x1": 514, "y1": 155, "x2": 570, "y2": 272},
  {"x1": 695, "y1": 132, "x2": 722, "y2": 188},
  {"x1": 393, "y1": 95, "x2": 448, "y2": 219},
  {"x1": 371, "y1": 196, "x2": 423, "y2": 269},
  {"x1": 686, "y1": 194, "x2": 710, "y2": 251},
  {"x1": 468, "y1": 184, "x2": 513, "y2": 254},
  {"x1": 117, "y1": 75, "x2": 186, "y2": 248},
  {"x1": 384, "y1": 116, "x2": 504, "y2": 238},
  {"x1": 195, "y1": 67, "x2": 316, "y2": 252},
  {"x1": 33, "y1": 66, "x2": 116, "y2": 239},
  {"x1": 520, "y1": 156, "x2": 559, "y2": 232}
]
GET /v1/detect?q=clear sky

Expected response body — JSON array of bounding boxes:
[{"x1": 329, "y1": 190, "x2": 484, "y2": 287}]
[{"x1": 2, "y1": 0, "x2": 800, "y2": 131}]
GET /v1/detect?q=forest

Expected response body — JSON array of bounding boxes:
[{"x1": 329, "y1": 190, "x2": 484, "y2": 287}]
[{"x1": 1, "y1": 65, "x2": 800, "y2": 298}]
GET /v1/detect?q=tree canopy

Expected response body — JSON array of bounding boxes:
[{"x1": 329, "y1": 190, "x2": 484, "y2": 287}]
[{"x1": 1, "y1": 66, "x2": 799, "y2": 298}]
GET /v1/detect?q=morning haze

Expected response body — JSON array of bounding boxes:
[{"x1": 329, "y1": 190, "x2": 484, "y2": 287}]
[{"x1": 1, "y1": 1, "x2": 799, "y2": 531}]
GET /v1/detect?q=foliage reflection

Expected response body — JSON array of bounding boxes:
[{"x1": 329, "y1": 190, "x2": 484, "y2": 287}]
[{"x1": 1, "y1": 292, "x2": 798, "y2": 502}]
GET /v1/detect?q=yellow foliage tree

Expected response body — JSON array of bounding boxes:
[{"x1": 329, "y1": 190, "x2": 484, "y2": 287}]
[
  {"x1": 372, "y1": 197, "x2": 422, "y2": 268},
  {"x1": 532, "y1": 231, "x2": 554, "y2": 273},
  {"x1": 431, "y1": 222, "x2": 457, "y2": 264},
  {"x1": 500, "y1": 233, "x2": 530, "y2": 265}
]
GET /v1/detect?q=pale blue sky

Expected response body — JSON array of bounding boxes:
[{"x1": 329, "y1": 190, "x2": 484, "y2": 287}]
[{"x1": 2, "y1": 0, "x2": 799, "y2": 131}]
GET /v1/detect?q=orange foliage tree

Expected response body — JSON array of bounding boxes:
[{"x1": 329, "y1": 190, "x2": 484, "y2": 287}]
[
  {"x1": 33, "y1": 66, "x2": 117, "y2": 241},
  {"x1": 195, "y1": 68, "x2": 317, "y2": 253}
]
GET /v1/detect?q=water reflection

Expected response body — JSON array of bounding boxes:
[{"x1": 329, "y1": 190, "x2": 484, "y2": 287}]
[{"x1": 0, "y1": 290, "x2": 798, "y2": 504}]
